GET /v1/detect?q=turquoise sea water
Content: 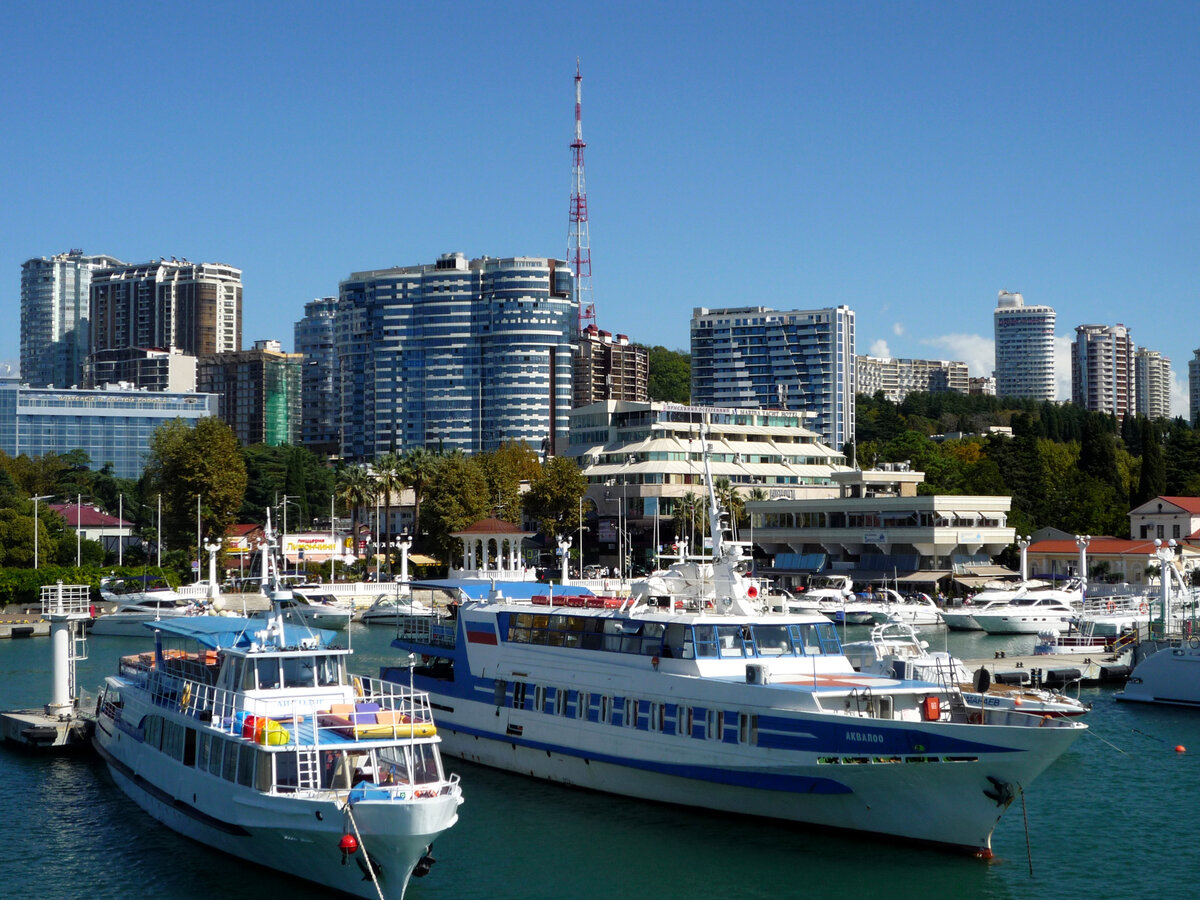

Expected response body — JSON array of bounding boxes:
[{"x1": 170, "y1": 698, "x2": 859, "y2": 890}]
[{"x1": 1, "y1": 623, "x2": 1197, "y2": 899}]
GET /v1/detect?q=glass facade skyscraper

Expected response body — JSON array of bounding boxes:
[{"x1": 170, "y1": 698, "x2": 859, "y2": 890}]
[
  {"x1": 21, "y1": 250, "x2": 125, "y2": 389},
  {"x1": 294, "y1": 297, "x2": 339, "y2": 456},
  {"x1": 0, "y1": 377, "x2": 216, "y2": 479},
  {"x1": 336, "y1": 253, "x2": 575, "y2": 460},
  {"x1": 690, "y1": 305, "x2": 856, "y2": 452},
  {"x1": 993, "y1": 291, "x2": 1057, "y2": 401}
]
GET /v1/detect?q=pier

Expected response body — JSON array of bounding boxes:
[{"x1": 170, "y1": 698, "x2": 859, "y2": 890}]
[
  {"x1": 961, "y1": 648, "x2": 1134, "y2": 687},
  {"x1": 0, "y1": 614, "x2": 50, "y2": 639}
]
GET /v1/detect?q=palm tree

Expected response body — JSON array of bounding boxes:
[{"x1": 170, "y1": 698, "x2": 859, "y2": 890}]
[
  {"x1": 334, "y1": 465, "x2": 376, "y2": 560},
  {"x1": 672, "y1": 492, "x2": 708, "y2": 551},
  {"x1": 373, "y1": 452, "x2": 404, "y2": 557},
  {"x1": 398, "y1": 446, "x2": 439, "y2": 538}
]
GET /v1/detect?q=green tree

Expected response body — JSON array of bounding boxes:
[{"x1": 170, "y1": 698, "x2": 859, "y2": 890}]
[
  {"x1": 398, "y1": 446, "x2": 441, "y2": 538},
  {"x1": 523, "y1": 456, "x2": 587, "y2": 540},
  {"x1": 145, "y1": 418, "x2": 247, "y2": 564},
  {"x1": 373, "y1": 451, "x2": 405, "y2": 548},
  {"x1": 672, "y1": 492, "x2": 708, "y2": 549},
  {"x1": 421, "y1": 456, "x2": 490, "y2": 565},
  {"x1": 475, "y1": 442, "x2": 540, "y2": 524},
  {"x1": 713, "y1": 477, "x2": 743, "y2": 539},
  {"x1": 643, "y1": 346, "x2": 691, "y2": 403},
  {"x1": 335, "y1": 464, "x2": 376, "y2": 560}
]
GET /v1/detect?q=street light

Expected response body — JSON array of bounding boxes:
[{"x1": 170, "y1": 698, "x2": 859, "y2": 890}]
[{"x1": 32, "y1": 494, "x2": 53, "y2": 569}]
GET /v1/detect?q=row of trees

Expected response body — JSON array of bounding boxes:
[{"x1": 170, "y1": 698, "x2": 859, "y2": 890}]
[
  {"x1": 0, "y1": 417, "x2": 592, "y2": 593},
  {"x1": 853, "y1": 392, "x2": 1200, "y2": 538}
]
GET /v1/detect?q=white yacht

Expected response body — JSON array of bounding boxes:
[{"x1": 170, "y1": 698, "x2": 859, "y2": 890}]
[
  {"x1": 971, "y1": 595, "x2": 1078, "y2": 635},
  {"x1": 91, "y1": 597, "x2": 204, "y2": 637},
  {"x1": 92, "y1": 518, "x2": 462, "y2": 898},
  {"x1": 382, "y1": 446, "x2": 1085, "y2": 857},
  {"x1": 360, "y1": 593, "x2": 435, "y2": 626},
  {"x1": 870, "y1": 590, "x2": 944, "y2": 627}
]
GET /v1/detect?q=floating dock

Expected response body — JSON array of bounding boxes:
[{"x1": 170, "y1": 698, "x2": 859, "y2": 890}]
[
  {"x1": 0, "y1": 614, "x2": 50, "y2": 639},
  {"x1": 961, "y1": 648, "x2": 1134, "y2": 686}
]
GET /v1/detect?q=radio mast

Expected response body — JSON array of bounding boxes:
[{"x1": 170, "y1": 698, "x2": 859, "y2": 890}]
[{"x1": 568, "y1": 59, "x2": 596, "y2": 333}]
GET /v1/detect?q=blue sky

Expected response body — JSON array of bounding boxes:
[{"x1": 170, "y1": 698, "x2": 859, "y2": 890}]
[{"x1": 4, "y1": 1, "x2": 1199, "y2": 414}]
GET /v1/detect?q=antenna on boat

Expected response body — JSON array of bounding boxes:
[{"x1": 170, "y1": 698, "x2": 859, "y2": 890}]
[{"x1": 700, "y1": 426, "x2": 723, "y2": 561}]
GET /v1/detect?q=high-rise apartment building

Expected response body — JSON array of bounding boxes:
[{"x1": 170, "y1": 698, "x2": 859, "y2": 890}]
[
  {"x1": 20, "y1": 250, "x2": 125, "y2": 388},
  {"x1": 1134, "y1": 348, "x2": 1172, "y2": 420},
  {"x1": 993, "y1": 291, "x2": 1056, "y2": 401},
  {"x1": 337, "y1": 253, "x2": 575, "y2": 460},
  {"x1": 89, "y1": 260, "x2": 242, "y2": 358},
  {"x1": 197, "y1": 340, "x2": 302, "y2": 447},
  {"x1": 855, "y1": 355, "x2": 969, "y2": 403},
  {"x1": 294, "y1": 297, "x2": 339, "y2": 456},
  {"x1": 572, "y1": 325, "x2": 648, "y2": 407},
  {"x1": 84, "y1": 347, "x2": 197, "y2": 392},
  {"x1": 1071, "y1": 324, "x2": 1135, "y2": 417},
  {"x1": 690, "y1": 305, "x2": 855, "y2": 452}
]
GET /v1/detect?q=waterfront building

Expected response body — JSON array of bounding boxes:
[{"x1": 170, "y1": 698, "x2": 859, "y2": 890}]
[
  {"x1": 1189, "y1": 349, "x2": 1200, "y2": 425},
  {"x1": 747, "y1": 463, "x2": 1014, "y2": 592},
  {"x1": 89, "y1": 259, "x2": 242, "y2": 359},
  {"x1": 690, "y1": 305, "x2": 855, "y2": 452},
  {"x1": 993, "y1": 291, "x2": 1056, "y2": 400},
  {"x1": 293, "y1": 297, "x2": 339, "y2": 456},
  {"x1": 0, "y1": 377, "x2": 216, "y2": 479},
  {"x1": 83, "y1": 347, "x2": 197, "y2": 392},
  {"x1": 1134, "y1": 348, "x2": 1172, "y2": 420},
  {"x1": 855, "y1": 355, "x2": 969, "y2": 403},
  {"x1": 1027, "y1": 537, "x2": 1199, "y2": 586},
  {"x1": 20, "y1": 250, "x2": 125, "y2": 389},
  {"x1": 1128, "y1": 495, "x2": 1200, "y2": 543},
  {"x1": 572, "y1": 325, "x2": 648, "y2": 407},
  {"x1": 48, "y1": 502, "x2": 134, "y2": 558},
  {"x1": 1071, "y1": 323, "x2": 1134, "y2": 417},
  {"x1": 337, "y1": 252, "x2": 575, "y2": 460},
  {"x1": 565, "y1": 400, "x2": 847, "y2": 572},
  {"x1": 197, "y1": 340, "x2": 302, "y2": 447}
]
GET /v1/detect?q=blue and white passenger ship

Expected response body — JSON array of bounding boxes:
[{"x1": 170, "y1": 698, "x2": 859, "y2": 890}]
[
  {"x1": 385, "y1": 458, "x2": 1085, "y2": 857},
  {"x1": 93, "y1": 517, "x2": 462, "y2": 899}
]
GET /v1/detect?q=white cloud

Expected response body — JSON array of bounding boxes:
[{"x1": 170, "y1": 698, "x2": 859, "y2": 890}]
[
  {"x1": 1170, "y1": 367, "x2": 1190, "y2": 420},
  {"x1": 892, "y1": 322, "x2": 905, "y2": 337},
  {"x1": 920, "y1": 333, "x2": 994, "y2": 378},
  {"x1": 869, "y1": 339, "x2": 892, "y2": 358}
]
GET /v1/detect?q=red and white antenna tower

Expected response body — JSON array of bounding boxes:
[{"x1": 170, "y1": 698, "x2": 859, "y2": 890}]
[{"x1": 568, "y1": 58, "x2": 596, "y2": 333}]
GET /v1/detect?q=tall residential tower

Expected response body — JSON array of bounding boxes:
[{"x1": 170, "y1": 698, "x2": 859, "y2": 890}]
[
  {"x1": 1071, "y1": 324, "x2": 1134, "y2": 417},
  {"x1": 21, "y1": 250, "x2": 125, "y2": 388},
  {"x1": 1134, "y1": 348, "x2": 1171, "y2": 420},
  {"x1": 993, "y1": 291, "x2": 1056, "y2": 401},
  {"x1": 690, "y1": 305, "x2": 855, "y2": 452}
]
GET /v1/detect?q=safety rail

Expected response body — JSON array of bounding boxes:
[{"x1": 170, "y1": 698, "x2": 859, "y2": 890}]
[
  {"x1": 116, "y1": 654, "x2": 438, "y2": 751},
  {"x1": 40, "y1": 583, "x2": 93, "y2": 617},
  {"x1": 396, "y1": 613, "x2": 457, "y2": 649}
]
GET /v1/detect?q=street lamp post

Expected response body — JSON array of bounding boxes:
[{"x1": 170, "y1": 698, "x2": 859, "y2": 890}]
[
  {"x1": 1017, "y1": 535, "x2": 1032, "y2": 582},
  {"x1": 76, "y1": 494, "x2": 81, "y2": 567},
  {"x1": 558, "y1": 535, "x2": 572, "y2": 585},
  {"x1": 196, "y1": 494, "x2": 202, "y2": 583},
  {"x1": 118, "y1": 494, "x2": 124, "y2": 566},
  {"x1": 32, "y1": 494, "x2": 53, "y2": 569}
]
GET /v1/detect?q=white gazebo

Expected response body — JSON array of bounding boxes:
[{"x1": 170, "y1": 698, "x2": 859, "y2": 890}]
[{"x1": 450, "y1": 518, "x2": 537, "y2": 581}]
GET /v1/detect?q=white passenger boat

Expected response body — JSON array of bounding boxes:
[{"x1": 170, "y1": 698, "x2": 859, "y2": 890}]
[
  {"x1": 971, "y1": 596, "x2": 1078, "y2": 635},
  {"x1": 92, "y1": 517, "x2": 462, "y2": 899},
  {"x1": 90, "y1": 597, "x2": 206, "y2": 637},
  {"x1": 383, "y1": 448, "x2": 1085, "y2": 856}
]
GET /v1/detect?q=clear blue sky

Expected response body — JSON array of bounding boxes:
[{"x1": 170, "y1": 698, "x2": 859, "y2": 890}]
[{"x1": 4, "y1": 1, "x2": 1199, "y2": 414}]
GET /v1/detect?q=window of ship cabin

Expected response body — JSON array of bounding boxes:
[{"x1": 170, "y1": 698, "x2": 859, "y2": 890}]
[
  {"x1": 574, "y1": 691, "x2": 585, "y2": 719},
  {"x1": 493, "y1": 680, "x2": 507, "y2": 707},
  {"x1": 640, "y1": 622, "x2": 666, "y2": 655},
  {"x1": 534, "y1": 685, "x2": 546, "y2": 711},
  {"x1": 281, "y1": 656, "x2": 316, "y2": 688},
  {"x1": 738, "y1": 712, "x2": 758, "y2": 745},
  {"x1": 208, "y1": 738, "x2": 225, "y2": 777},
  {"x1": 600, "y1": 695, "x2": 611, "y2": 724},
  {"x1": 691, "y1": 624, "x2": 719, "y2": 657},
  {"x1": 664, "y1": 623, "x2": 689, "y2": 658},
  {"x1": 716, "y1": 625, "x2": 747, "y2": 657},
  {"x1": 255, "y1": 658, "x2": 281, "y2": 690},
  {"x1": 752, "y1": 624, "x2": 793, "y2": 656},
  {"x1": 512, "y1": 682, "x2": 527, "y2": 710},
  {"x1": 163, "y1": 721, "x2": 185, "y2": 760},
  {"x1": 623, "y1": 697, "x2": 636, "y2": 727},
  {"x1": 377, "y1": 746, "x2": 411, "y2": 786},
  {"x1": 143, "y1": 714, "x2": 163, "y2": 750},
  {"x1": 508, "y1": 612, "x2": 533, "y2": 644},
  {"x1": 554, "y1": 687, "x2": 567, "y2": 716},
  {"x1": 580, "y1": 617, "x2": 604, "y2": 650},
  {"x1": 237, "y1": 745, "x2": 257, "y2": 787},
  {"x1": 705, "y1": 708, "x2": 724, "y2": 740},
  {"x1": 410, "y1": 742, "x2": 442, "y2": 785},
  {"x1": 275, "y1": 752, "x2": 299, "y2": 792},
  {"x1": 183, "y1": 727, "x2": 197, "y2": 767},
  {"x1": 197, "y1": 733, "x2": 211, "y2": 771},
  {"x1": 791, "y1": 623, "x2": 824, "y2": 655},
  {"x1": 679, "y1": 706, "x2": 694, "y2": 737},
  {"x1": 222, "y1": 739, "x2": 239, "y2": 781},
  {"x1": 649, "y1": 702, "x2": 664, "y2": 732}
]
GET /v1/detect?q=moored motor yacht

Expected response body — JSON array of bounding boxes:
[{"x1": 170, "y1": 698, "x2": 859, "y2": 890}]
[
  {"x1": 971, "y1": 595, "x2": 1078, "y2": 635},
  {"x1": 90, "y1": 597, "x2": 206, "y2": 637},
  {"x1": 91, "y1": 514, "x2": 462, "y2": 899}
]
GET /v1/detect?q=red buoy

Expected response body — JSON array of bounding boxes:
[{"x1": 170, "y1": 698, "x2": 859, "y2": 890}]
[
  {"x1": 1175, "y1": 745, "x2": 1187, "y2": 754},
  {"x1": 339, "y1": 833, "x2": 359, "y2": 854}
]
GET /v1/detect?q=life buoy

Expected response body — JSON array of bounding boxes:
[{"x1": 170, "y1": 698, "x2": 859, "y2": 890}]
[
  {"x1": 353, "y1": 676, "x2": 365, "y2": 699},
  {"x1": 180, "y1": 683, "x2": 192, "y2": 711},
  {"x1": 1139, "y1": 602, "x2": 1149, "y2": 614},
  {"x1": 1106, "y1": 601, "x2": 1115, "y2": 613}
]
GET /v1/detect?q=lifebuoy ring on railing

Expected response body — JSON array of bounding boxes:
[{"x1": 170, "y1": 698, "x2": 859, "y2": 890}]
[
  {"x1": 353, "y1": 676, "x2": 365, "y2": 699},
  {"x1": 1106, "y1": 601, "x2": 1115, "y2": 613},
  {"x1": 1139, "y1": 602, "x2": 1149, "y2": 614},
  {"x1": 180, "y1": 683, "x2": 192, "y2": 711}
]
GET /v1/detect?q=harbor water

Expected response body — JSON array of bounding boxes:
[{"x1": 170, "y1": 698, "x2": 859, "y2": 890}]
[{"x1": 2, "y1": 622, "x2": 1197, "y2": 899}]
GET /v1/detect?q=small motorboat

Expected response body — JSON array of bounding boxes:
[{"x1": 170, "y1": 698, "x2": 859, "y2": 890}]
[{"x1": 360, "y1": 593, "x2": 434, "y2": 625}]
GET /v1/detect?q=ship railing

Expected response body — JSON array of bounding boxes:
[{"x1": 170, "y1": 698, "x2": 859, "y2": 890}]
[{"x1": 396, "y1": 613, "x2": 457, "y2": 648}]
